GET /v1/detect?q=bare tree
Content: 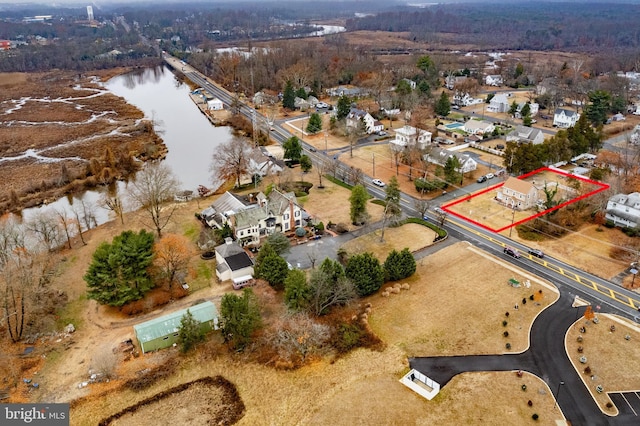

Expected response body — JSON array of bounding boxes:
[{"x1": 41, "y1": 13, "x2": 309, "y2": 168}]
[
  {"x1": 308, "y1": 269, "x2": 356, "y2": 316},
  {"x1": 127, "y1": 162, "x2": 181, "y2": 238},
  {"x1": 264, "y1": 313, "x2": 331, "y2": 364},
  {"x1": 99, "y1": 192, "x2": 125, "y2": 225},
  {"x1": 25, "y1": 209, "x2": 61, "y2": 252},
  {"x1": 53, "y1": 208, "x2": 75, "y2": 250},
  {"x1": 0, "y1": 215, "x2": 25, "y2": 269},
  {"x1": 414, "y1": 199, "x2": 431, "y2": 220},
  {"x1": 210, "y1": 135, "x2": 252, "y2": 189}
]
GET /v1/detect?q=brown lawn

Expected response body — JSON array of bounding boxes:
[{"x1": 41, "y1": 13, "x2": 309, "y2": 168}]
[
  {"x1": 566, "y1": 314, "x2": 640, "y2": 414},
  {"x1": 340, "y1": 223, "x2": 437, "y2": 261}
]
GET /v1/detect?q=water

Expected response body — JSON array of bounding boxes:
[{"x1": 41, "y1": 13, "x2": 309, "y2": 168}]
[{"x1": 21, "y1": 65, "x2": 233, "y2": 225}]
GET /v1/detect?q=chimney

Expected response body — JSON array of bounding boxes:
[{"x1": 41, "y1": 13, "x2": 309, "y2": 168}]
[{"x1": 224, "y1": 237, "x2": 233, "y2": 245}]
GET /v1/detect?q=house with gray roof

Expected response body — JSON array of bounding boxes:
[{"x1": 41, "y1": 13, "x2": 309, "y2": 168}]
[
  {"x1": 487, "y1": 93, "x2": 511, "y2": 113},
  {"x1": 506, "y1": 125, "x2": 545, "y2": 145},
  {"x1": 553, "y1": 108, "x2": 580, "y2": 128},
  {"x1": 200, "y1": 191, "x2": 248, "y2": 229},
  {"x1": 425, "y1": 147, "x2": 477, "y2": 174},
  {"x1": 215, "y1": 238, "x2": 254, "y2": 282},
  {"x1": 606, "y1": 193, "x2": 640, "y2": 228}
]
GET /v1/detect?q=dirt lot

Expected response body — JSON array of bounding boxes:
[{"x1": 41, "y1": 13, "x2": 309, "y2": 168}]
[
  {"x1": 340, "y1": 223, "x2": 437, "y2": 260},
  {"x1": 0, "y1": 70, "x2": 165, "y2": 213}
]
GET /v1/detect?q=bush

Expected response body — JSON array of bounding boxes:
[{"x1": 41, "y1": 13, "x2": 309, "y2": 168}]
[
  {"x1": 502, "y1": 320, "x2": 508, "y2": 327},
  {"x1": 532, "y1": 413, "x2": 539, "y2": 421},
  {"x1": 334, "y1": 322, "x2": 365, "y2": 353},
  {"x1": 506, "y1": 342, "x2": 512, "y2": 349},
  {"x1": 503, "y1": 331, "x2": 509, "y2": 337}
]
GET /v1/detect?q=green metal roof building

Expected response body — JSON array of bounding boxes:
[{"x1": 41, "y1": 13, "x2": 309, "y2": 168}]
[{"x1": 133, "y1": 301, "x2": 219, "y2": 354}]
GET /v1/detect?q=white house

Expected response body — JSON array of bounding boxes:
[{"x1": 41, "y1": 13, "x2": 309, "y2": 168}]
[
  {"x1": 464, "y1": 120, "x2": 495, "y2": 136},
  {"x1": 346, "y1": 108, "x2": 382, "y2": 134},
  {"x1": 426, "y1": 147, "x2": 477, "y2": 173},
  {"x1": 445, "y1": 75, "x2": 468, "y2": 90},
  {"x1": 506, "y1": 125, "x2": 545, "y2": 145},
  {"x1": 553, "y1": 108, "x2": 580, "y2": 128},
  {"x1": 485, "y1": 74, "x2": 504, "y2": 87},
  {"x1": 605, "y1": 193, "x2": 640, "y2": 228},
  {"x1": 389, "y1": 125, "x2": 432, "y2": 151},
  {"x1": 487, "y1": 93, "x2": 511, "y2": 113},
  {"x1": 214, "y1": 238, "x2": 254, "y2": 282},
  {"x1": 207, "y1": 97, "x2": 224, "y2": 111},
  {"x1": 453, "y1": 92, "x2": 484, "y2": 107},
  {"x1": 497, "y1": 177, "x2": 538, "y2": 210}
]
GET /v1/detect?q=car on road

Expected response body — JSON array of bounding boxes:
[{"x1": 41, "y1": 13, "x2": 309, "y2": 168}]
[
  {"x1": 308, "y1": 147, "x2": 317, "y2": 152},
  {"x1": 504, "y1": 246, "x2": 521, "y2": 258},
  {"x1": 485, "y1": 173, "x2": 495, "y2": 179},
  {"x1": 433, "y1": 207, "x2": 446, "y2": 215},
  {"x1": 477, "y1": 176, "x2": 487, "y2": 183},
  {"x1": 377, "y1": 131, "x2": 388, "y2": 136},
  {"x1": 528, "y1": 248, "x2": 544, "y2": 258},
  {"x1": 372, "y1": 179, "x2": 386, "y2": 187}
]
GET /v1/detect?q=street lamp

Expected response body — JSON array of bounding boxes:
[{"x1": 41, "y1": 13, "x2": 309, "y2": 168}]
[
  {"x1": 554, "y1": 381, "x2": 565, "y2": 411},
  {"x1": 631, "y1": 268, "x2": 638, "y2": 288}
]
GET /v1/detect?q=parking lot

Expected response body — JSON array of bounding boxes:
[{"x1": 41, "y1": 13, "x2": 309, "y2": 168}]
[{"x1": 610, "y1": 392, "x2": 640, "y2": 416}]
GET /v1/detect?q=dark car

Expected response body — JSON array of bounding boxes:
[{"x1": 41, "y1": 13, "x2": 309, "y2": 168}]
[
  {"x1": 308, "y1": 146, "x2": 317, "y2": 152},
  {"x1": 477, "y1": 176, "x2": 487, "y2": 183},
  {"x1": 504, "y1": 246, "x2": 521, "y2": 258},
  {"x1": 528, "y1": 248, "x2": 544, "y2": 258}
]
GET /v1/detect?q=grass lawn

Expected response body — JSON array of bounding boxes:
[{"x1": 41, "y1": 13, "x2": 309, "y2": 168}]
[
  {"x1": 340, "y1": 223, "x2": 437, "y2": 261},
  {"x1": 566, "y1": 314, "x2": 640, "y2": 414}
]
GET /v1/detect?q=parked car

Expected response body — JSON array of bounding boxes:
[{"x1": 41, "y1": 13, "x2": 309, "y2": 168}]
[
  {"x1": 377, "y1": 131, "x2": 387, "y2": 136},
  {"x1": 528, "y1": 248, "x2": 544, "y2": 258},
  {"x1": 503, "y1": 246, "x2": 521, "y2": 258},
  {"x1": 496, "y1": 144, "x2": 505, "y2": 150},
  {"x1": 315, "y1": 102, "x2": 329, "y2": 109},
  {"x1": 372, "y1": 179, "x2": 386, "y2": 187},
  {"x1": 485, "y1": 173, "x2": 495, "y2": 179},
  {"x1": 477, "y1": 176, "x2": 487, "y2": 183}
]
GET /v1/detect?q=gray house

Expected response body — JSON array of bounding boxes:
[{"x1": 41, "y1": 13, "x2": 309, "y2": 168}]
[{"x1": 606, "y1": 193, "x2": 640, "y2": 228}]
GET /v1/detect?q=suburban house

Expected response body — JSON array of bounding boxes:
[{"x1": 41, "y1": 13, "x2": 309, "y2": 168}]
[
  {"x1": 133, "y1": 301, "x2": 219, "y2": 354},
  {"x1": 346, "y1": 108, "x2": 382, "y2": 134},
  {"x1": 215, "y1": 238, "x2": 254, "y2": 282},
  {"x1": 506, "y1": 125, "x2": 545, "y2": 145},
  {"x1": 487, "y1": 93, "x2": 511, "y2": 113},
  {"x1": 463, "y1": 120, "x2": 495, "y2": 136},
  {"x1": 497, "y1": 177, "x2": 538, "y2": 210},
  {"x1": 389, "y1": 125, "x2": 432, "y2": 151},
  {"x1": 425, "y1": 147, "x2": 478, "y2": 173},
  {"x1": 200, "y1": 191, "x2": 248, "y2": 229},
  {"x1": 553, "y1": 108, "x2": 580, "y2": 128},
  {"x1": 445, "y1": 75, "x2": 468, "y2": 90},
  {"x1": 605, "y1": 193, "x2": 640, "y2": 228},
  {"x1": 514, "y1": 102, "x2": 539, "y2": 118},
  {"x1": 201, "y1": 189, "x2": 306, "y2": 247},
  {"x1": 485, "y1": 74, "x2": 504, "y2": 86},
  {"x1": 326, "y1": 85, "x2": 366, "y2": 97},
  {"x1": 246, "y1": 149, "x2": 284, "y2": 182},
  {"x1": 453, "y1": 92, "x2": 484, "y2": 107}
]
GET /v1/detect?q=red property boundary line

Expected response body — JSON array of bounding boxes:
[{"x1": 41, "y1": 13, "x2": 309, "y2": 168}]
[{"x1": 440, "y1": 167, "x2": 610, "y2": 233}]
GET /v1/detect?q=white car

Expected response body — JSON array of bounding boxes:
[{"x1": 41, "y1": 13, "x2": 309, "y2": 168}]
[
  {"x1": 316, "y1": 102, "x2": 329, "y2": 109},
  {"x1": 485, "y1": 173, "x2": 495, "y2": 179},
  {"x1": 372, "y1": 179, "x2": 385, "y2": 187}
]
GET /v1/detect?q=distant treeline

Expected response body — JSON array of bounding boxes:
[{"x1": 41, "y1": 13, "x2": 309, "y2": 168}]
[{"x1": 346, "y1": 3, "x2": 640, "y2": 53}]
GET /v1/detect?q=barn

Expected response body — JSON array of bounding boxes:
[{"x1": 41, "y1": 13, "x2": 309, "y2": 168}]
[{"x1": 133, "y1": 301, "x2": 219, "y2": 354}]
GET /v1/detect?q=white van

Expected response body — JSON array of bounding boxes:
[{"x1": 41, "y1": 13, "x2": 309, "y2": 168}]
[{"x1": 232, "y1": 275, "x2": 255, "y2": 290}]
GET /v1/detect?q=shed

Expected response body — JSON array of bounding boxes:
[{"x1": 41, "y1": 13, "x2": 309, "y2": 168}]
[
  {"x1": 207, "y1": 97, "x2": 224, "y2": 111},
  {"x1": 133, "y1": 301, "x2": 219, "y2": 354}
]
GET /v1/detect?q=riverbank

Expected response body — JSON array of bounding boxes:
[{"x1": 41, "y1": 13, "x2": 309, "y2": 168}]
[{"x1": 0, "y1": 69, "x2": 167, "y2": 214}]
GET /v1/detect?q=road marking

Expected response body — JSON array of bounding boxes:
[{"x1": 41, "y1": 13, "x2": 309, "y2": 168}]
[
  {"x1": 451, "y1": 218, "x2": 640, "y2": 309},
  {"x1": 619, "y1": 393, "x2": 638, "y2": 416}
]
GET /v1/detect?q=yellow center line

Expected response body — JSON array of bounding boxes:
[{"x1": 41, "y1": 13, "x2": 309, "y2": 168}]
[{"x1": 449, "y1": 217, "x2": 640, "y2": 309}]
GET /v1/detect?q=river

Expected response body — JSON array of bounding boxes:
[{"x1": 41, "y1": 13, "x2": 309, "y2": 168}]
[{"x1": 21, "y1": 65, "x2": 232, "y2": 225}]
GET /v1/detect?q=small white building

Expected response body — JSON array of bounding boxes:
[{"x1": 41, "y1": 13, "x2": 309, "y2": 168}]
[
  {"x1": 485, "y1": 74, "x2": 504, "y2": 87},
  {"x1": 425, "y1": 147, "x2": 477, "y2": 173},
  {"x1": 487, "y1": 93, "x2": 511, "y2": 113},
  {"x1": 506, "y1": 125, "x2": 545, "y2": 145},
  {"x1": 606, "y1": 193, "x2": 640, "y2": 228},
  {"x1": 207, "y1": 97, "x2": 224, "y2": 111},
  {"x1": 214, "y1": 238, "x2": 254, "y2": 282}
]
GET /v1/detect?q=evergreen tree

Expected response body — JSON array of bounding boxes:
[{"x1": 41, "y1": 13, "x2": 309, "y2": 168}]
[
  {"x1": 284, "y1": 269, "x2": 310, "y2": 311},
  {"x1": 585, "y1": 90, "x2": 611, "y2": 126},
  {"x1": 254, "y1": 242, "x2": 289, "y2": 290},
  {"x1": 220, "y1": 288, "x2": 262, "y2": 350},
  {"x1": 435, "y1": 91, "x2": 450, "y2": 116},
  {"x1": 265, "y1": 232, "x2": 291, "y2": 255},
  {"x1": 349, "y1": 184, "x2": 369, "y2": 225},
  {"x1": 306, "y1": 112, "x2": 322, "y2": 133},
  {"x1": 295, "y1": 87, "x2": 307, "y2": 100},
  {"x1": 84, "y1": 230, "x2": 155, "y2": 307},
  {"x1": 509, "y1": 100, "x2": 519, "y2": 116},
  {"x1": 178, "y1": 309, "x2": 206, "y2": 353},
  {"x1": 283, "y1": 136, "x2": 303, "y2": 163},
  {"x1": 336, "y1": 95, "x2": 351, "y2": 120},
  {"x1": 345, "y1": 252, "x2": 384, "y2": 297},
  {"x1": 384, "y1": 248, "x2": 417, "y2": 282},
  {"x1": 319, "y1": 258, "x2": 345, "y2": 282},
  {"x1": 300, "y1": 155, "x2": 312, "y2": 173},
  {"x1": 283, "y1": 80, "x2": 296, "y2": 110},
  {"x1": 444, "y1": 156, "x2": 462, "y2": 184}
]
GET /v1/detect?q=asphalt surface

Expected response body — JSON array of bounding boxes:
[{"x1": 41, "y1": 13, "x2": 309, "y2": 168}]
[{"x1": 410, "y1": 290, "x2": 637, "y2": 425}]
